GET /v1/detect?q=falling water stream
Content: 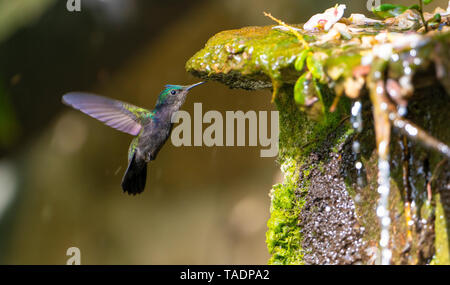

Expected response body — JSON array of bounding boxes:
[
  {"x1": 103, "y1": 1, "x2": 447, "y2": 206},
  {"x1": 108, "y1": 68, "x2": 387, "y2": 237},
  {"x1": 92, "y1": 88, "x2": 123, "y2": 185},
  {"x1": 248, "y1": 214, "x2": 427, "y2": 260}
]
[
  {"x1": 351, "y1": 100, "x2": 392, "y2": 264},
  {"x1": 351, "y1": 101, "x2": 364, "y2": 187},
  {"x1": 377, "y1": 157, "x2": 391, "y2": 264}
]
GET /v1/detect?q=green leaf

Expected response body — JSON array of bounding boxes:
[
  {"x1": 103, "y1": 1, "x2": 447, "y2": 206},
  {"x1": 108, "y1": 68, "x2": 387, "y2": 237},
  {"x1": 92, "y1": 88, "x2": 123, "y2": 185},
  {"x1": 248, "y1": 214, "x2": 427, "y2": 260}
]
[
  {"x1": 325, "y1": 53, "x2": 362, "y2": 81},
  {"x1": 376, "y1": 3, "x2": 402, "y2": 11},
  {"x1": 429, "y1": 13, "x2": 442, "y2": 22},
  {"x1": 372, "y1": 4, "x2": 408, "y2": 19},
  {"x1": 427, "y1": 13, "x2": 441, "y2": 28},
  {"x1": 423, "y1": 0, "x2": 433, "y2": 5},
  {"x1": 306, "y1": 53, "x2": 326, "y2": 83},
  {"x1": 294, "y1": 73, "x2": 308, "y2": 106},
  {"x1": 294, "y1": 49, "x2": 310, "y2": 72},
  {"x1": 294, "y1": 73, "x2": 326, "y2": 120}
]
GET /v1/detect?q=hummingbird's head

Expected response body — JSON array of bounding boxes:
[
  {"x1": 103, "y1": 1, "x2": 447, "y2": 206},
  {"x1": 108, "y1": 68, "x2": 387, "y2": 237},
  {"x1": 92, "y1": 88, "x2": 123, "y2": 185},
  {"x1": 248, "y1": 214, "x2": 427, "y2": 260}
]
[{"x1": 155, "y1": 82, "x2": 204, "y2": 109}]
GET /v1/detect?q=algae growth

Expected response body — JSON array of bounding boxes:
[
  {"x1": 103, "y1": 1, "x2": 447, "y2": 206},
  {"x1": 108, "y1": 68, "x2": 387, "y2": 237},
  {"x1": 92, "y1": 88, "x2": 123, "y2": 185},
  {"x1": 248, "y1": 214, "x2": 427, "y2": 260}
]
[{"x1": 266, "y1": 157, "x2": 304, "y2": 265}]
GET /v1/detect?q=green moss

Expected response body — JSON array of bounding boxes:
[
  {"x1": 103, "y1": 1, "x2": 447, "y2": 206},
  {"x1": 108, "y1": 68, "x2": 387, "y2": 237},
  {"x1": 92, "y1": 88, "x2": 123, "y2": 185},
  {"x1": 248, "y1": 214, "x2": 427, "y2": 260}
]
[
  {"x1": 332, "y1": 127, "x2": 355, "y2": 154},
  {"x1": 275, "y1": 85, "x2": 348, "y2": 163},
  {"x1": 266, "y1": 158, "x2": 305, "y2": 265},
  {"x1": 266, "y1": 84, "x2": 350, "y2": 264},
  {"x1": 435, "y1": 193, "x2": 450, "y2": 264},
  {"x1": 186, "y1": 26, "x2": 303, "y2": 89}
]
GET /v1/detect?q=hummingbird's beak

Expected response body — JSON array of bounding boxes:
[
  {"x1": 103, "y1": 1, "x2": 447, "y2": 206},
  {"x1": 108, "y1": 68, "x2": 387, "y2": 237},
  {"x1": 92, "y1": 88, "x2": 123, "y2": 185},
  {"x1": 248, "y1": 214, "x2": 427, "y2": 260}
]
[{"x1": 186, "y1": 81, "x2": 205, "y2": 91}]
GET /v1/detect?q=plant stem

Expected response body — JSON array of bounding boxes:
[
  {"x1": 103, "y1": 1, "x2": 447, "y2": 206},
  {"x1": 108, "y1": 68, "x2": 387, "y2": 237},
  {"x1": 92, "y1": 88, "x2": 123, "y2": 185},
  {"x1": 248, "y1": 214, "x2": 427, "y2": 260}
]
[
  {"x1": 419, "y1": 0, "x2": 428, "y2": 32},
  {"x1": 263, "y1": 12, "x2": 310, "y2": 49}
]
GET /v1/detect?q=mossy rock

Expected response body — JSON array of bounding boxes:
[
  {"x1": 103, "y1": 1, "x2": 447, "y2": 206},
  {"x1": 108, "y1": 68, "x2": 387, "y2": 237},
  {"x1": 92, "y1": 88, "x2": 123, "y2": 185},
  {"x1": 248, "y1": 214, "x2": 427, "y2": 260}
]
[{"x1": 186, "y1": 10, "x2": 450, "y2": 264}]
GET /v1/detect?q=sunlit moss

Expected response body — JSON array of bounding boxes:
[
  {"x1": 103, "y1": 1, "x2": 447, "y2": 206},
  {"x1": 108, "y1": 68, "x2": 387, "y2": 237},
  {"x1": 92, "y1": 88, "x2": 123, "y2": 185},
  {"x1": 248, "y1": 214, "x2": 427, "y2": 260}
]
[
  {"x1": 434, "y1": 193, "x2": 450, "y2": 264},
  {"x1": 186, "y1": 26, "x2": 306, "y2": 90},
  {"x1": 266, "y1": 158, "x2": 305, "y2": 265}
]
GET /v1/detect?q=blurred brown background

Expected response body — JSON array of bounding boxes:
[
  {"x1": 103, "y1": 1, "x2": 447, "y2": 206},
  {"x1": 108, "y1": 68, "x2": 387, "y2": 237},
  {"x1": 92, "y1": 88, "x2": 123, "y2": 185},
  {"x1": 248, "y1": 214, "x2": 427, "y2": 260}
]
[{"x1": 0, "y1": 0, "x2": 447, "y2": 264}]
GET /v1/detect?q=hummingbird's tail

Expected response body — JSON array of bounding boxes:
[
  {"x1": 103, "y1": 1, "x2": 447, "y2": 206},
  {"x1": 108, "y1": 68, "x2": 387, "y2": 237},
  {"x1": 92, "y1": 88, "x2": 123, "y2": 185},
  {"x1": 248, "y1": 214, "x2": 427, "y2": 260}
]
[{"x1": 121, "y1": 152, "x2": 147, "y2": 195}]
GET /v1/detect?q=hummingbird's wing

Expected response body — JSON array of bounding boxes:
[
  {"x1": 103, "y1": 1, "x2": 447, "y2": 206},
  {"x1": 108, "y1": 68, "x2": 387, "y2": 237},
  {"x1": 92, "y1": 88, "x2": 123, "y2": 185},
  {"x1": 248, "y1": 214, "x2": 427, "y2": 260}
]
[{"x1": 62, "y1": 92, "x2": 151, "y2": 136}]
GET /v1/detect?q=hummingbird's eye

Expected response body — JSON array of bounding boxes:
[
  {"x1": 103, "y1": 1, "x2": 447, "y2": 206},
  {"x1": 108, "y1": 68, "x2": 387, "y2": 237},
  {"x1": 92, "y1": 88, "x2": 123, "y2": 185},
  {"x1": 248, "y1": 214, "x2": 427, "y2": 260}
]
[{"x1": 170, "y1": 90, "x2": 177, "y2": 95}]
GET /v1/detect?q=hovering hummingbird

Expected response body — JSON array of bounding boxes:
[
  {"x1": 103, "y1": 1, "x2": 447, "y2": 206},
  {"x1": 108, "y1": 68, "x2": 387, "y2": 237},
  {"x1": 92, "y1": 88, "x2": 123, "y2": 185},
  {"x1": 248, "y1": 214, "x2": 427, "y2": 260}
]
[{"x1": 62, "y1": 82, "x2": 205, "y2": 195}]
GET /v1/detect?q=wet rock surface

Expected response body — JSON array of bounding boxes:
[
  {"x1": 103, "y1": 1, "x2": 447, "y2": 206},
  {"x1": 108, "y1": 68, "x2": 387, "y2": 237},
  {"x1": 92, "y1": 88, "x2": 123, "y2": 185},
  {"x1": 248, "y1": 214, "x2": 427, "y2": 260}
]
[{"x1": 298, "y1": 149, "x2": 365, "y2": 264}]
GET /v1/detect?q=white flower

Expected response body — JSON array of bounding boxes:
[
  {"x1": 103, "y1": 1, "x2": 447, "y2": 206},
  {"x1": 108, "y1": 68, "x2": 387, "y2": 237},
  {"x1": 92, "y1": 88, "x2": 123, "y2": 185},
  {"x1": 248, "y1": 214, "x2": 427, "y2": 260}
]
[
  {"x1": 303, "y1": 4, "x2": 346, "y2": 31},
  {"x1": 318, "y1": 23, "x2": 351, "y2": 43},
  {"x1": 348, "y1": 13, "x2": 382, "y2": 25}
]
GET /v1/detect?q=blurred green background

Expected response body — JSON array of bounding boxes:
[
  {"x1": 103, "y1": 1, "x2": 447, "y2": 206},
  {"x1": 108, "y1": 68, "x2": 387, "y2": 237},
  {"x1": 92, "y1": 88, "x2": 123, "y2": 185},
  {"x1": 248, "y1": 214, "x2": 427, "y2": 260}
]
[{"x1": 0, "y1": 0, "x2": 447, "y2": 264}]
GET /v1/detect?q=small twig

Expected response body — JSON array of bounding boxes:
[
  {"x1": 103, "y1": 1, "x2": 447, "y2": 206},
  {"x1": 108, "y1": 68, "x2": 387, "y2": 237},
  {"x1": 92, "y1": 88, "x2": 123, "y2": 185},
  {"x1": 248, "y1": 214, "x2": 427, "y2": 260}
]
[
  {"x1": 329, "y1": 94, "x2": 342, "y2": 113},
  {"x1": 379, "y1": 75, "x2": 450, "y2": 159},
  {"x1": 368, "y1": 78, "x2": 391, "y2": 160},
  {"x1": 389, "y1": 112, "x2": 450, "y2": 159},
  {"x1": 271, "y1": 79, "x2": 281, "y2": 103},
  {"x1": 263, "y1": 12, "x2": 310, "y2": 49},
  {"x1": 426, "y1": 158, "x2": 447, "y2": 202}
]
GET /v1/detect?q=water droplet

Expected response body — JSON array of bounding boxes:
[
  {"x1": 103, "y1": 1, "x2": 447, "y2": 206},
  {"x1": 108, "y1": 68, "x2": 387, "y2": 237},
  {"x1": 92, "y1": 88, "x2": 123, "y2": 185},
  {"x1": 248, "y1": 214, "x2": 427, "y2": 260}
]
[
  {"x1": 382, "y1": 217, "x2": 391, "y2": 226},
  {"x1": 361, "y1": 54, "x2": 373, "y2": 65},
  {"x1": 391, "y1": 53, "x2": 399, "y2": 62},
  {"x1": 376, "y1": 86, "x2": 384, "y2": 95},
  {"x1": 378, "y1": 185, "x2": 389, "y2": 194},
  {"x1": 404, "y1": 66, "x2": 412, "y2": 75},
  {"x1": 350, "y1": 100, "x2": 364, "y2": 187},
  {"x1": 398, "y1": 106, "x2": 407, "y2": 116},
  {"x1": 378, "y1": 141, "x2": 389, "y2": 157},
  {"x1": 352, "y1": 141, "x2": 360, "y2": 153},
  {"x1": 381, "y1": 249, "x2": 392, "y2": 265},
  {"x1": 377, "y1": 206, "x2": 386, "y2": 217},
  {"x1": 377, "y1": 157, "x2": 391, "y2": 264},
  {"x1": 351, "y1": 101, "x2": 361, "y2": 116},
  {"x1": 380, "y1": 229, "x2": 390, "y2": 247},
  {"x1": 405, "y1": 124, "x2": 418, "y2": 136},
  {"x1": 394, "y1": 119, "x2": 405, "y2": 129},
  {"x1": 413, "y1": 57, "x2": 422, "y2": 66},
  {"x1": 374, "y1": 71, "x2": 382, "y2": 79},
  {"x1": 357, "y1": 177, "x2": 364, "y2": 187},
  {"x1": 438, "y1": 144, "x2": 449, "y2": 156}
]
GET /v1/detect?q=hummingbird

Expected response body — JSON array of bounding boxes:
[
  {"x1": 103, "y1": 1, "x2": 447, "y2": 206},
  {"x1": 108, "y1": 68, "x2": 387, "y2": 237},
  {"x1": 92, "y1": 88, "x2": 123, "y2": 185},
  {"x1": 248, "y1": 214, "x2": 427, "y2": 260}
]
[{"x1": 62, "y1": 82, "x2": 205, "y2": 195}]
